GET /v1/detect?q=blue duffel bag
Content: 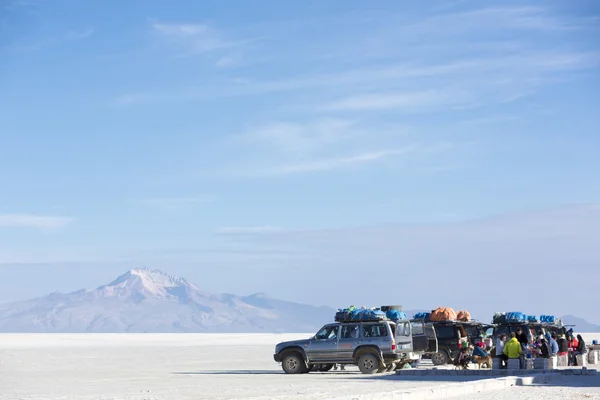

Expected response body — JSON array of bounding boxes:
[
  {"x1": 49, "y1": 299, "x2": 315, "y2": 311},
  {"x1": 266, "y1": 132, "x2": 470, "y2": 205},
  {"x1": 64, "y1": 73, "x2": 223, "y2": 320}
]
[
  {"x1": 506, "y1": 312, "x2": 527, "y2": 323},
  {"x1": 386, "y1": 309, "x2": 408, "y2": 321},
  {"x1": 413, "y1": 312, "x2": 431, "y2": 322}
]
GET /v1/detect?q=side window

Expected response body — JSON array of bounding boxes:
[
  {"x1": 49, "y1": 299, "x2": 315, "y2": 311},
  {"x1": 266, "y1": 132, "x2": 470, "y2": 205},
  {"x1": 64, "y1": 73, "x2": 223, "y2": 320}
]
[
  {"x1": 363, "y1": 324, "x2": 388, "y2": 338},
  {"x1": 494, "y1": 326, "x2": 510, "y2": 337},
  {"x1": 465, "y1": 327, "x2": 479, "y2": 337},
  {"x1": 411, "y1": 322, "x2": 424, "y2": 336},
  {"x1": 341, "y1": 325, "x2": 361, "y2": 339},
  {"x1": 435, "y1": 326, "x2": 456, "y2": 339},
  {"x1": 316, "y1": 325, "x2": 338, "y2": 340},
  {"x1": 485, "y1": 327, "x2": 494, "y2": 337},
  {"x1": 398, "y1": 322, "x2": 410, "y2": 337}
]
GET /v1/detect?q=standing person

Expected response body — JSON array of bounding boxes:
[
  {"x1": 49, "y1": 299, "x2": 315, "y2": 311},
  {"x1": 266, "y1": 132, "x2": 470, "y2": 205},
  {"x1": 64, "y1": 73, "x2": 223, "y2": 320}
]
[
  {"x1": 516, "y1": 327, "x2": 528, "y2": 347},
  {"x1": 572, "y1": 335, "x2": 586, "y2": 366},
  {"x1": 557, "y1": 334, "x2": 569, "y2": 355},
  {"x1": 495, "y1": 334, "x2": 508, "y2": 368},
  {"x1": 504, "y1": 333, "x2": 523, "y2": 367}
]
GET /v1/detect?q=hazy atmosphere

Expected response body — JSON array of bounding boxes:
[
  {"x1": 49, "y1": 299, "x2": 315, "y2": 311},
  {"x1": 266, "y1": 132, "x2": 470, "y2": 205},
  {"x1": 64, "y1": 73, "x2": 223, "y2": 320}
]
[{"x1": 1, "y1": 0, "x2": 599, "y2": 322}]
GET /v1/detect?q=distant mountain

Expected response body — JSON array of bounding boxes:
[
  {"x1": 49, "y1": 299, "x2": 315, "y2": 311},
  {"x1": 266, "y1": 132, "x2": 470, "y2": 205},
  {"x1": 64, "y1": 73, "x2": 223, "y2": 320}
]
[
  {"x1": 0, "y1": 268, "x2": 335, "y2": 333},
  {"x1": 561, "y1": 315, "x2": 600, "y2": 332}
]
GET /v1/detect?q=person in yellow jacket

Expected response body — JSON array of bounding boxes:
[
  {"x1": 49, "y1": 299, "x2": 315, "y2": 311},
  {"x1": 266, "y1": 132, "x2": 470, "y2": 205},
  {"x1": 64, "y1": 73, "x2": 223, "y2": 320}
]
[{"x1": 504, "y1": 333, "x2": 523, "y2": 359}]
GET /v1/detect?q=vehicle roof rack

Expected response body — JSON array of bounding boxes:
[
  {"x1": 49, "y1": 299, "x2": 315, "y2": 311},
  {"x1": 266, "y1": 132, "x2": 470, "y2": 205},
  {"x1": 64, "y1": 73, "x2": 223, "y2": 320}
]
[{"x1": 335, "y1": 318, "x2": 393, "y2": 323}]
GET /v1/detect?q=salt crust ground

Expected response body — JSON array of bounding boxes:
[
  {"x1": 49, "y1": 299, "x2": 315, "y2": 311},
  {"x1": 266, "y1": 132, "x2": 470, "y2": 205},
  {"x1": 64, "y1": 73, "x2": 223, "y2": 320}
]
[{"x1": 0, "y1": 333, "x2": 599, "y2": 400}]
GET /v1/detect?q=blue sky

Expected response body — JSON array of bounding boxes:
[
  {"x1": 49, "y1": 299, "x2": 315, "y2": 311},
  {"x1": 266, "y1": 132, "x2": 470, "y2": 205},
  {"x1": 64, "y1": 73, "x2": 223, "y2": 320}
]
[{"x1": 1, "y1": 0, "x2": 599, "y2": 322}]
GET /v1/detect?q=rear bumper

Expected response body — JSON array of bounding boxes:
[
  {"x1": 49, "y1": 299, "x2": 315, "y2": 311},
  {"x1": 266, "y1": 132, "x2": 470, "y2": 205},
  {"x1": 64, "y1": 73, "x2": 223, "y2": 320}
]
[{"x1": 383, "y1": 353, "x2": 402, "y2": 362}]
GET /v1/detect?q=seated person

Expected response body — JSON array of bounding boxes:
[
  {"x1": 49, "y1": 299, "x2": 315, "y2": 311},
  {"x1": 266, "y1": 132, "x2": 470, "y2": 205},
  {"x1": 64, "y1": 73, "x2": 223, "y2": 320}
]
[
  {"x1": 472, "y1": 343, "x2": 489, "y2": 358},
  {"x1": 454, "y1": 347, "x2": 471, "y2": 369}
]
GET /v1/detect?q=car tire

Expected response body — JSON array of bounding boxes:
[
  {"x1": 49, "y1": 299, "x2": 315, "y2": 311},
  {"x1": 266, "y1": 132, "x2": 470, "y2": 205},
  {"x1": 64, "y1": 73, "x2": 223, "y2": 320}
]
[
  {"x1": 431, "y1": 351, "x2": 449, "y2": 366},
  {"x1": 357, "y1": 353, "x2": 380, "y2": 374},
  {"x1": 318, "y1": 364, "x2": 334, "y2": 372},
  {"x1": 281, "y1": 353, "x2": 306, "y2": 374}
]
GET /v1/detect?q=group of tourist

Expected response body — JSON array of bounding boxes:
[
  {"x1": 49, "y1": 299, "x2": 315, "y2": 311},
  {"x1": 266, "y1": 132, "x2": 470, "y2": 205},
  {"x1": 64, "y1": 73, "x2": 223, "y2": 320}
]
[{"x1": 493, "y1": 327, "x2": 587, "y2": 367}]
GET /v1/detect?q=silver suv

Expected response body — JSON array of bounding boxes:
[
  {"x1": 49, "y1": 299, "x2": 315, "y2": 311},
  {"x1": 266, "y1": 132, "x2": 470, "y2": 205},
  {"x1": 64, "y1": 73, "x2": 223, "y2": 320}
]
[{"x1": 273, "y1": 319, "x2": 434, "y2": 374}]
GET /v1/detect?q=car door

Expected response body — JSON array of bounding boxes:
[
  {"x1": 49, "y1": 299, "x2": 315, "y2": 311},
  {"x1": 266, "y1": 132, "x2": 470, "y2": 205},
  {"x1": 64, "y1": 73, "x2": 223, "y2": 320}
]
[
  {"x1": 424, "y1": 323, "x2": 438, "y2": 353},
  {"x1": 337, "y1": 324, "x2": 361, "y2": 362},
  {"x1": 410, "y1": 320, "x2": 431, "y2": 353},
  {"x1": 307, "y1": 324, "x2": 339, "y2": 361},
  {"x1": 394, "y1": 319, "x2": 413, "y2": 352}
]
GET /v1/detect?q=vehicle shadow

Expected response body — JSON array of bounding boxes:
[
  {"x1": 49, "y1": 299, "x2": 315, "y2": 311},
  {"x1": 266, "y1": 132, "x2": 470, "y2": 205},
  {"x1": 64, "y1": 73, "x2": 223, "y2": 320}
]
[
  {"x1": 172, "y1": 370, "x2": 283, "y2": 375},
  {"x1": 172, "y1": 370, "x2": 365, "y2": 376}
]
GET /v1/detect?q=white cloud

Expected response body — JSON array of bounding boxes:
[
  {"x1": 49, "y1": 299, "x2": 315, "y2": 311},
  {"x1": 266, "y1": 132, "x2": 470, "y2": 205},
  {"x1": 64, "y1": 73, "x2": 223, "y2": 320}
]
[{"x1": 0, "y1": 214, "x2": 75, "y2": 230}]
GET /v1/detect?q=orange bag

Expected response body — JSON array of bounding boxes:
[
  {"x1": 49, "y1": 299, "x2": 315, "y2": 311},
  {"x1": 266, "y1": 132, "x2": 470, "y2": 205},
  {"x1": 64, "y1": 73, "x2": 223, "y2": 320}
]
[
  {"x1": 457, "y1": 310, "x2": 471, "y2": 322},
  {"x1": 429, "y1": 307, "x2": 457, "y2": 321}
]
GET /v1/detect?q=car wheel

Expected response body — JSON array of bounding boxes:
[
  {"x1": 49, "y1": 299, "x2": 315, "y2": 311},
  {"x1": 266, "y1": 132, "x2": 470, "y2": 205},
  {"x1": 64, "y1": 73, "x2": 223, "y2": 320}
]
[
  {"x1": 357, "y1": 353, "x2": 380, "y2": 374},
  {"x1": 318, "y1": 364, "x2": 334, "y2": 372},
  {"x1": 431, "y1": 351, "x2": 449, "y2": 366},
  {"x1": 281, "y1": 353, "x2": 306, "y2": 374}
]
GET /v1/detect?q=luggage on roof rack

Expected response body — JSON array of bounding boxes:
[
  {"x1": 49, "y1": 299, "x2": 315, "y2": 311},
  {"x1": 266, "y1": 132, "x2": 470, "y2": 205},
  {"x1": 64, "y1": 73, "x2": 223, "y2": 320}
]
[
  {"x1": 457, "y1": 310, "x2": 471, "y2": 322},
  {"x1": 413, "y1": 312, "x2": 431, "y2": 322},
  {"x1": 430, "y1": 307, "x2": 457, "y2": 322},
  {"x1": 540, "y1": 315, "x2": 556, "y2": 323},
  {"x1": 386, "y1": 309, "x2": 407, "y2": 321},
  {"x1": 335, "y1": 307, "x2": 387, "y2": 322},
  {"x1": 380, "y1": 305, "x2": 403, "y2": 312},
  {"x1": 493, "y1": 312, "x2": 506, "y2": 324},
  {"x1": 505, "y1": 312, "x2": 527, "y2": 323}
]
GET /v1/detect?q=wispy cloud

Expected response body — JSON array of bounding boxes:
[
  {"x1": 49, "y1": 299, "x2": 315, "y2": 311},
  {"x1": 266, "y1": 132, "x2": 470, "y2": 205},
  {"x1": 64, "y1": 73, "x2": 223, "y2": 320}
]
[
  {"x1": 0, "y1": 214, "x2": 75, "y2": 230},
  {"x1": 235, "y1": 118, "x2": 360, "y2": 156},
  {"x1": 112, "y1": 49, "x2": 599, "y2": 107},
  {"x1": 150, "y1": 21, "x2": 253, "y2": 64},
  {"x1": 255, "y1": 148, "x2": 417, "y2": 176},
  {"x1": 136, "y1": 196, "x2": 215, "y2": 210},
  {"x1": 213, "y1": 204, "x2": 600, "y2": 318},
  {"x1": 216, "y1": 117, "x2": 423, "y2": 176},
  {"x1": 324, "y1": 90, "x2": 473, "y2": 112},
  {"x1": 215, "y1": 225, "x2": 283, "y2": 235}
]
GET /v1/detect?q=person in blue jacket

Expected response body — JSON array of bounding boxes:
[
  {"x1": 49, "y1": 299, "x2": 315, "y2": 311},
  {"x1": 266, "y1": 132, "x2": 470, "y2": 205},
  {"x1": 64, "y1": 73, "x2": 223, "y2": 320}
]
[{"x1": 547, "y1": 333, "x2": 559, "y2": 356}]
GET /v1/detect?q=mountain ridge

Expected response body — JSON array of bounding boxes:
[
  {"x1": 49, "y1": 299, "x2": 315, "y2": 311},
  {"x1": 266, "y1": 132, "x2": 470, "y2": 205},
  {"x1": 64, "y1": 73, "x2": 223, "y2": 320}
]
[{"x1": 0, "y1": 268, "x2": 334, "y2": 333}]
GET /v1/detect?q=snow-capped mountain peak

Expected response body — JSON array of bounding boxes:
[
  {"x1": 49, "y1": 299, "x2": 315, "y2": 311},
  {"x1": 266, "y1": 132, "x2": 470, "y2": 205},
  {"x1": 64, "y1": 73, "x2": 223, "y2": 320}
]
[{"x1": 97, "y1": 268, "x2": 199, "y2": 301}]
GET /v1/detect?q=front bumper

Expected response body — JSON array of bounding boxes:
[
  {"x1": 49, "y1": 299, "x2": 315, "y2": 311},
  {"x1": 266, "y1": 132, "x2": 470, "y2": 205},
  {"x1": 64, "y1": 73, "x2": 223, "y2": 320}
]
[{"x1": 273, "y1": 353, "x2": 282, "y2": 362}]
